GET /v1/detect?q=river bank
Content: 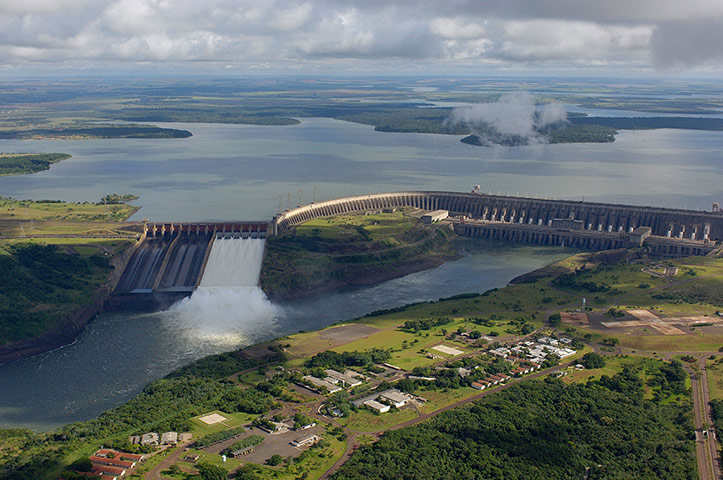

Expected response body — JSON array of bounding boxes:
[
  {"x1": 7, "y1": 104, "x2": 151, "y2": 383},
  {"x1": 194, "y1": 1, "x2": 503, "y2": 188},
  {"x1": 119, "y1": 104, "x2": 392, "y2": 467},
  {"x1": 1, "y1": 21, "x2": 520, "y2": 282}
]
[{"x1": 0, "y1": 241, "x2": 135, "y2": 364}]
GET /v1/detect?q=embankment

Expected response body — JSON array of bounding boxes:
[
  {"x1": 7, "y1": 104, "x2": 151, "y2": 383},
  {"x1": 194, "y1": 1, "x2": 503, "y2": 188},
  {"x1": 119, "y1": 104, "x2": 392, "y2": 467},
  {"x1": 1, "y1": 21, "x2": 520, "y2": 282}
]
[
  {"x1": 260, "y1": 225, "x2": 460, "y2": 301},
  {"x1": 0, "y1": 242, "x2": 135, "y2": 364}
]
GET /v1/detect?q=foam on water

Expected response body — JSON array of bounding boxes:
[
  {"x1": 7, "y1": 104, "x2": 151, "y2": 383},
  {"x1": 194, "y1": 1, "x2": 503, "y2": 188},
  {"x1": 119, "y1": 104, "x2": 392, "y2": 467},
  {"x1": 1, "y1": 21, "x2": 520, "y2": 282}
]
[{"x1": 163, "y1": 236, "x2": 278, "y2": 348}]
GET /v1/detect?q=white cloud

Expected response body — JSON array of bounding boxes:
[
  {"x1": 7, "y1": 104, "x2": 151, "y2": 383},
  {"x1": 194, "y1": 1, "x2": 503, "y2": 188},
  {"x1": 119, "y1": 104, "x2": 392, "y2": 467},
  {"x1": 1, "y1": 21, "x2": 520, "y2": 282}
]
[{"x1": 0, "y1": 0, "x2": 720, "y2": 72}]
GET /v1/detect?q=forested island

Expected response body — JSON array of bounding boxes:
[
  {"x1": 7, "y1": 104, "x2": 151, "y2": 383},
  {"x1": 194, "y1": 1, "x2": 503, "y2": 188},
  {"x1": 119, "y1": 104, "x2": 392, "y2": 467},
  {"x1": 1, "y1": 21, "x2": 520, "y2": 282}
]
[
  {"x1": 0, "y1": 125, "x2": 191, "y2": 140},
  {"x1": 0, "y1": 153, "x2": 71, "y2": 175}
]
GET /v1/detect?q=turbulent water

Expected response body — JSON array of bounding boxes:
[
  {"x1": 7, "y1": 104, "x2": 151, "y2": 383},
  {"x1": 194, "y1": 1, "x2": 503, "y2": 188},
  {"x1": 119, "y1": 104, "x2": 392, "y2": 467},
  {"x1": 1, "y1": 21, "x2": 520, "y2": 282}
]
[{"x1": 167, "y1": 237, "x2": 277, "y2": 346}]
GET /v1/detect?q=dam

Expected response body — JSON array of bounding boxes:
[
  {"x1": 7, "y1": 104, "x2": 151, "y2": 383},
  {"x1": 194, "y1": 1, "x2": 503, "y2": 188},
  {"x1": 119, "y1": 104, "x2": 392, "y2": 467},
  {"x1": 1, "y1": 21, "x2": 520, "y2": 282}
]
[
  {"x1": 112, "y1": 222, "x2": 267, "y2": 309},
  {"x1": 112, "y1": 191, "x2": 722, "y2": 309}
]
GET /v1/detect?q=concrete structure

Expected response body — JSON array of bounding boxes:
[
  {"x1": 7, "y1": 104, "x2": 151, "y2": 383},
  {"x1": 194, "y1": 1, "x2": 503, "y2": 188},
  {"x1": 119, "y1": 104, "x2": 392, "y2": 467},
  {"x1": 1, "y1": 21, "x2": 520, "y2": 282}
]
[
  {"x1": 422, "y1": 209, "x2": 449, "y2": 224},
  {"x1": 364, "y1": 399, "x2": 390, "y2": 413},
  {"x1": 161, "y1": 431, "x2": 178, "y2": 444},
  {"x1": 380, "y1": 389, "x2": 410, "y2": 408},
  {"x1": 140, "y1": 432, "x2": 159, "y2": 445},
  {"x1": 291, "y1": 434, "x2": 320, "y2": 447},
  {"x1": 111, "y1": 221, "x2": 269, "y2": 310},
  {"x1": 324, "y1": 369, "x2": 363, "y2": 387},
  {"x1": 302, "y1": 375, "x2": 342, "y2": 393},
  {"x1": 272, "y1": 191, "x2": 722, "y2": 256}
]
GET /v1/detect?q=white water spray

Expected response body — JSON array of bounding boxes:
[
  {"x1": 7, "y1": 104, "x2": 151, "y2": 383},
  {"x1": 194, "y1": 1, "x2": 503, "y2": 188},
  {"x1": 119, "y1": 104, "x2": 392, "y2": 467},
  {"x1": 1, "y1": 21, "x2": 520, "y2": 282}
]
[{"x1": 162, "y1": 237, "x2": 278, "y2": 349}]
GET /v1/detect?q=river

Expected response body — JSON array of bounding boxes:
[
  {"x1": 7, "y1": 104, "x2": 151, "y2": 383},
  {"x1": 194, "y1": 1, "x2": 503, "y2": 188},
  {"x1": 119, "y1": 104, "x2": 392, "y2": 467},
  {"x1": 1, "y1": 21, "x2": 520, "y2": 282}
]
[{"x1": 0, "y1": 118, "x2": 722, "y2": 431}]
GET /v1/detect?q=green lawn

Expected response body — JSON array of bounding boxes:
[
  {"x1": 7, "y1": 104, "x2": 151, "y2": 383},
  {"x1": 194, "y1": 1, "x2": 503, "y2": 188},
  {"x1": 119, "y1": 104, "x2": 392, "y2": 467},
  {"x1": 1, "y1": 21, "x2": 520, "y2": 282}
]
[{"x1": 338, "y1": 407, "x2": 418, "y2": 433}]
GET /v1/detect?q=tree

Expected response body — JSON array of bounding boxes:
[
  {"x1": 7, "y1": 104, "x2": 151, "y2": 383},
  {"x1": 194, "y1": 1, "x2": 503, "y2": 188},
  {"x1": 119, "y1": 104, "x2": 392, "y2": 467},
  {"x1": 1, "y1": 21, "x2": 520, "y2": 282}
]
[
  {"x1": 267, "y1": 454, "x2": 283, "y2": 466},
  {"x1": 197, "y1": 463, "x2": 228, "y2": 480},
  {"x1": 580, "y1": 352, "x2": 606, "y2": 369},
  {"x1": 602, "y1": 337, "x2": 619, "y2": 347}
]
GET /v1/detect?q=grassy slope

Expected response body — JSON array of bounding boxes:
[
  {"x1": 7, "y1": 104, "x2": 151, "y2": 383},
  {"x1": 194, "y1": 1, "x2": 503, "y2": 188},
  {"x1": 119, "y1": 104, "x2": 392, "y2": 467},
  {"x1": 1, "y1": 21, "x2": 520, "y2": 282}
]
[
  {"x1": 260, "y1": 210, "x2": 459, "y2": 300},
  {"x1": 0, "y1": 197, "x2": 139, "y2": 347}
]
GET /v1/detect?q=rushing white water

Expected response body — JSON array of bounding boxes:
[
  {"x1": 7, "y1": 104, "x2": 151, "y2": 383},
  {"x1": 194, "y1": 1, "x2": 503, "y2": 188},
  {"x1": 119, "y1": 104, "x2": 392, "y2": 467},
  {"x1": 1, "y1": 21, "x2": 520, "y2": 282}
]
[
  {"x1": 163, "y1": 236, "x2": 278, "y2": 347},
  {"x1": 200, "y1": 237, "x2": 266, "y2": 287}
]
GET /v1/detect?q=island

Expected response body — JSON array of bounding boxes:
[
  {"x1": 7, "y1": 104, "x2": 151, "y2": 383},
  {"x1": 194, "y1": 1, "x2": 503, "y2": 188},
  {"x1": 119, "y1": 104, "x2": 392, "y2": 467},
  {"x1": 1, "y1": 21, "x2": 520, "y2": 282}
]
[{"x1": 0, "y1": 153, "x2": 71, "y2": 176}]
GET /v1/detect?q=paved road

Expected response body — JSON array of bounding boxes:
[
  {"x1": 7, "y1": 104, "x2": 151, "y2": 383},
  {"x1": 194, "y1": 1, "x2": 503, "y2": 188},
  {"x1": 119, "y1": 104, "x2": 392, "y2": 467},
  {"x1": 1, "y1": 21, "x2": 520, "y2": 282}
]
[
  {"x1": 143, "y1": 441, "x2": 192, "y2": 480},
  {"x1": 686, "y1": 357, "x2": 721, "y2": 480}
]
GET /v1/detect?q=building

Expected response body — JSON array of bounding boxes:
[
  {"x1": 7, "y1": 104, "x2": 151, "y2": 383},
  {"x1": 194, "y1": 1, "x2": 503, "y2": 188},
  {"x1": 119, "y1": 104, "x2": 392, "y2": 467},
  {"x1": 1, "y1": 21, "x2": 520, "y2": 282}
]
[
  {"x1": 91, "y1": 464, "x2": 126, "y2": 478},
  {"x1": 161, "y1": 431, "x2": 178, "y2": 444},
  {"x1": 178, "y1": 432, "x2": 193, "y2": 443},
  {"x1": 364, "y1": 399, "x2": 390, "y2": 413},
  {"x1": 471, "y1": 381, "x2": 487, "y2": 390},
  {"x1": 230, "y1": 446, "x2": 255, "y2": 458},
  {"x1": 380, "y1": 389, "x2": 409, "y2": 408},
  {"x1": 302, "y1": 375, "x2": 342, "y2": 393},
  {"x1": 141, "y1": 432, "x2": 159, "y2": 445},
  {"x1": 95, "y1": 449, "x2": 146, "y2": 462},
  {"x1": 324, "y1": 369, "x2": 363, "y2": 387},
  {"x1": 183, "y1": 454, "x2": 200, "y2": 463},
  {"x1": 291, "y1": 434, "x2": 320, "y2": 447},
  {"x1": 422, "y1": 210, "x2": 449, "y2": 224},
  {"x1": 489, "y1": 347, "x2": 510, "y2": 358},
  {"x1": 90, "y1": 455, "x2": 135, "y2": 469},
  {"x1": 128, "y1": 435, "x2": 141, "y2": 445}
]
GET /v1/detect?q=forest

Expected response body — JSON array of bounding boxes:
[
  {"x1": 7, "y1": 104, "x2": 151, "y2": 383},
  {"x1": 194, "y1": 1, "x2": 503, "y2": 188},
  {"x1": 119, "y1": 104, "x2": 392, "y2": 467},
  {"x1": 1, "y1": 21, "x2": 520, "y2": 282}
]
[
  {"x1": 0, "y1": 243, "x2": 112, "y2": 345},
  {"x1": 332, "y1": 376, "x2": 696, "y2": 480},
  {"x1": 0, "y1": 153, "x2": 70, "y2": 175}
]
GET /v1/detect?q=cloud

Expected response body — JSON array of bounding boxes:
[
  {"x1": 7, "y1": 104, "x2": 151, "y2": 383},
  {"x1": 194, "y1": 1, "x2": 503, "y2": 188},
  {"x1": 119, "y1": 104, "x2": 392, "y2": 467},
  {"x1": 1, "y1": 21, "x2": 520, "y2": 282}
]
[
  {"x1": 651, "y1": 18, "x2": 723, "y2": 69},
  {"x1": 0, "y1": 0, "x2": 721, "y2": 72},
  {"x1": 448, "y1": 92, "x2": 567, "y2": 145}
]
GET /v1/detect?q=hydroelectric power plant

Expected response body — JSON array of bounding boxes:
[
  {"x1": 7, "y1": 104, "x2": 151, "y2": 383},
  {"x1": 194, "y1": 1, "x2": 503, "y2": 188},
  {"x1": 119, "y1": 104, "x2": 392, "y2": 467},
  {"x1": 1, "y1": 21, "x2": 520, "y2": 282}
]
[{"x1": 111, "y1": 191, "x2": 723, "y2": 310}]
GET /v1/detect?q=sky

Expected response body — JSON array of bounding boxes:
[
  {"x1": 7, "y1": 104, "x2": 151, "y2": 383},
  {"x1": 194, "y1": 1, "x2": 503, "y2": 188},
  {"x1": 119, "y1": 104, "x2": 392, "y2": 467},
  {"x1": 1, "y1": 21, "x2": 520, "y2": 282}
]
[{"x1": 1, "y1": 0, "x2": 723, "y2": 76}]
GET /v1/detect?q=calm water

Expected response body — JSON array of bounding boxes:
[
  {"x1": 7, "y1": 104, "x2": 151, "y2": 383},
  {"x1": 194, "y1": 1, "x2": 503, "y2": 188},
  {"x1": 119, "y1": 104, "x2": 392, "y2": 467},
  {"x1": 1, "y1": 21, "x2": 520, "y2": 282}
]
[{"x1": 1, "y1": 118, "x2": 722, "y2": 431}]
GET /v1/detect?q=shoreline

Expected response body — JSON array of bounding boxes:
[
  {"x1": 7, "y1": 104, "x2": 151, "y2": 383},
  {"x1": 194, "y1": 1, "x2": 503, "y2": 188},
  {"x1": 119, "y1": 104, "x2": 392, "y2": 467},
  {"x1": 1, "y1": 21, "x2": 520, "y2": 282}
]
[
  {"x1": 0, "y1": 241, "x2": 136, "y2": 365},
  {"x1": 264, "y1": 253, "x2": 459, "y2": 302}
]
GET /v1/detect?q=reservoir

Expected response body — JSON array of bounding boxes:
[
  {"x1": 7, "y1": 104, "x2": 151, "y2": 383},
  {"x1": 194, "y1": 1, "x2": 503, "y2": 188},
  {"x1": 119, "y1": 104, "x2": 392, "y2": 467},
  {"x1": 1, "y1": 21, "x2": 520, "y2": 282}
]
[{"x1": 0, "y1": 118, "x2": 722, "y2": 430}]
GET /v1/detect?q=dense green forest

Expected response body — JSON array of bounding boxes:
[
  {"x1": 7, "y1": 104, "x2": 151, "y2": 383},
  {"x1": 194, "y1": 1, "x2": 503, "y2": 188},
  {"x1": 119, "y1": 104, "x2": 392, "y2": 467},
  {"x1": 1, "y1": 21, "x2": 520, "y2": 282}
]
[
  {"x1": 0, "y1": 153, "x2": 70, "y2": 175},
  {"x1": 0, "y1": 125, "x2": 191, "y2": 140},
  {"x1": 332, "y1": 376, "x2": 696, "y2": 480},
  {"x1": 0, "y1": 243, "x2": 113, "y2": 345}
]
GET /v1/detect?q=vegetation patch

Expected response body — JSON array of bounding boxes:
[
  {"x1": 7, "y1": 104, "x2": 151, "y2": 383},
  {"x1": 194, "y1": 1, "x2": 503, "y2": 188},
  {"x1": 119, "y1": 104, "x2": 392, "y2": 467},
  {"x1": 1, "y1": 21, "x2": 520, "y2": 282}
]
[
  {"x1": 332, "y1": 379, "x2": 695, "y2": 480},
  {"x1": 0, "y1": 153, "x2": 71, "y2": 176}
]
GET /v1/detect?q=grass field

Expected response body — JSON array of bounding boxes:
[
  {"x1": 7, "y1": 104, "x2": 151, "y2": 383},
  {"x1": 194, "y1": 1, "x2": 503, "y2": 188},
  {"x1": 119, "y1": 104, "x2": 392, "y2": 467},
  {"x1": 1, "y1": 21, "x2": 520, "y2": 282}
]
[
  {"x1": 338, "y1": 407, "x2": 418, "y2": 433},
  {"x1": 416, "y1": 387, "x2": 481, "y2": 414},
  {"x1": 707, "y1": 358, "x2": 723, "y2": 401},
  {"x1": 189, "y1": 411, "x2": 256, "y2": 436}
]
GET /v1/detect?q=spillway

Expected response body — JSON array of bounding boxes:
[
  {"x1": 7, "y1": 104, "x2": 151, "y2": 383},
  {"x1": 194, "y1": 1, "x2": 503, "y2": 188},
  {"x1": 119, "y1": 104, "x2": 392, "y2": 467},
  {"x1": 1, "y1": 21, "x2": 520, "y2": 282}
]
[{"x1": 199, "y1": 237, "x2": 265, "y2": 287}]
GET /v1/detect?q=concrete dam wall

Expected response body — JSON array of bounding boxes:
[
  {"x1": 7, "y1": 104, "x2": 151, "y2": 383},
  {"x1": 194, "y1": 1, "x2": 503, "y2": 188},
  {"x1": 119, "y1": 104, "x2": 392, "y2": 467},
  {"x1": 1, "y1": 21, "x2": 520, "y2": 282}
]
[
  {"x1": 111, "y1": 222, "x2": 268, "y2": 309},
  {"x1": 272, "y1": 191, "x2": 722, "y2": 256},
  {"x1": 272, "y1": 191, "x2": 723, "y2": 242}
]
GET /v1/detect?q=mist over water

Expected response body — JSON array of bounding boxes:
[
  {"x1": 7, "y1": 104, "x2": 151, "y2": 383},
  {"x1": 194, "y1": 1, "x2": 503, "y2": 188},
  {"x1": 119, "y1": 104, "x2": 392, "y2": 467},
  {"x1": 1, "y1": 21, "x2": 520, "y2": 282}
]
[
  {"x1": 162, "y1": 286, "x2": 278, "y2": 350},
  {"x1": 165, "y1": 237, "x2": 277, "y2": 348}
]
